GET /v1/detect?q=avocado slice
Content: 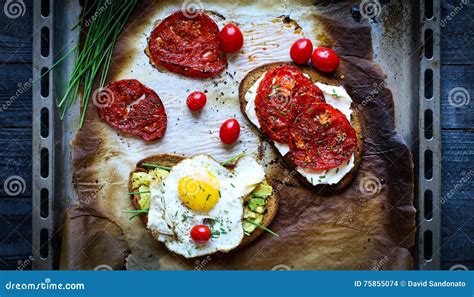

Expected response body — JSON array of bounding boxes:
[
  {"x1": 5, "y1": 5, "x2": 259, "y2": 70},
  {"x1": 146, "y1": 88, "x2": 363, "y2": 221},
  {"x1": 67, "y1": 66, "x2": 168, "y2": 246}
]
[
  {"x1": 138, "y1": 185, "x2": 151, "y2": 210},
  {"x1": 251, "y1": 180, "x2": 273, "y2": 198}
]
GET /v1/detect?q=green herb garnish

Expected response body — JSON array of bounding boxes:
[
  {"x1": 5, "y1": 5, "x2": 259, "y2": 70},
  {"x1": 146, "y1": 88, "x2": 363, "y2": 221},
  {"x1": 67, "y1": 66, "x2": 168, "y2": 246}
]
[
  {"x1": 221, "y1": 152, "x2": 246, "y2": 166},
  {"x1": 55, "y1": 0, "x2": 138, "y2": 126},
  {"x1": 122, "y1": 208, "x2": 149, "y2": 220},
  {"x1": 122, "y1": 209, "x2": 149, "y2": 213},
  {"x1": 246, "y1": 220, "x2": 279, "y2": 237},
  {"x1": 141, "y1": 163, "x2": 172, "y2": 171},
  {"x1": 128, "y1": 191, "x2": 150, "y2": 195}
]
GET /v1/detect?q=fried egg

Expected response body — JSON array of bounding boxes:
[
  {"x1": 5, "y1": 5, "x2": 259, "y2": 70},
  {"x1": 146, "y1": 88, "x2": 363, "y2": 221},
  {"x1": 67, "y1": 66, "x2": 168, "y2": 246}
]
[{"x1": 147, "y1": 155, "x2": 265, "y2": 258}]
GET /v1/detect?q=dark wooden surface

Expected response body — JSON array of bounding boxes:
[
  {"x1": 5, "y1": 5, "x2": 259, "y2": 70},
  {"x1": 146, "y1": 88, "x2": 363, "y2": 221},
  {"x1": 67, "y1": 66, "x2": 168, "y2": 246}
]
[{"x1": 0, "y1": 0, "x2": 472, "y2": 270}]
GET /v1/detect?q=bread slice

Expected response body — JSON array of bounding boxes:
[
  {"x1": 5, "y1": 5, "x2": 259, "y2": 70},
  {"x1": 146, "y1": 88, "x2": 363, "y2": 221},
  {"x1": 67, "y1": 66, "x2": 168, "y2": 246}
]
[
  {"x1": 128, "y1": 154, "x2": 279, "y2": 250},
  {"x1": 239, "y1": 62, "x2": 364, "y2": 192}
]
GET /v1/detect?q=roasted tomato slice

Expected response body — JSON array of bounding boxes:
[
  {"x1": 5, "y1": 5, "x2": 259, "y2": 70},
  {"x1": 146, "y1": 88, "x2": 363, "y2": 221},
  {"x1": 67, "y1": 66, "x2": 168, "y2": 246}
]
[
  {"x1": 254, "y1": 65, "x2": 324, "y2": 144},
  {"x1": 288, "y1": 103, "x2": 356, "y2": 170},
  {"x1": 96, "y1": 79, "x2": 167, "y2": 141},
  {"x1": 147, "y1": 11, "x2": 227, "y2": 78}
]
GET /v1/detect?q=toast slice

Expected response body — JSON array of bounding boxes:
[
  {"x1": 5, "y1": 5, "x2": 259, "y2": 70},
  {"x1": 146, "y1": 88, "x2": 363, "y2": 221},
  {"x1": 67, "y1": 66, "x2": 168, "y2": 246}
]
[
  {"x1": 239, "y1": 62, "x2": 364, "y2": 191},
  {"x1": 128, "y1": 154, "x2": 279, "y2": 250}
]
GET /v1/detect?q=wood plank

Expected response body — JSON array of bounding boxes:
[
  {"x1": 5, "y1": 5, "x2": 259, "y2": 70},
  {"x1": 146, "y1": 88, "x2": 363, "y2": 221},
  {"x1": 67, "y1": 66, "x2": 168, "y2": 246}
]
[
  {"x1": 0, "y1": 128, "x2": 31, "y2": 198},
  {"x1": 0, "y1": 197, "x2": 32, "y2": 269},
  {"x1": 441, "y1": 0, "x2": 474, "y2": 65},
  {"x1": 0, "y1": 213, "x2": 31, "y2": 258},
  {"x1": 441, "y1": 65, "x2": 474, "y2": 130},
  {"x1": 0, "y1": 64, "x2": 32, "y2": 128},
  {"x1": 440, "y1": 130, "x2": 474, "y2": 263},
  {"x1": 0, "y1": 255, "x2": 32, "y2": 270},
  {"x1": 0, "y1": 0, "x2": 32, "y2": 63}
]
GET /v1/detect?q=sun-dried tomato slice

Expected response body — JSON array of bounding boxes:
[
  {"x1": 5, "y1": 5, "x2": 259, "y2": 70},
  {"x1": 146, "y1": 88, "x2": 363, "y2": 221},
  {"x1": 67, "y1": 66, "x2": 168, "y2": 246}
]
[
  {"x1": 254, "y1": 65, "x2": 324, "y2": 143},
  {"x1": 96, "y1": 79, "x2": 167, "y2": 142},
  {"x1": 288, "y1": 103, "x2": 356, "y2": 170},
  {"x1": 147, "y1": 11, "x2": 227, "y2": 78}
]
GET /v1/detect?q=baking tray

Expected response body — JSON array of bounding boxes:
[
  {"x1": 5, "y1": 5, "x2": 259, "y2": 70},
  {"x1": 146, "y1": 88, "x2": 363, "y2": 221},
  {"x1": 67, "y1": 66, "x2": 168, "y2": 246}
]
[{"x1": 31, "y1": 0, "x2": 441, "y2": 270}]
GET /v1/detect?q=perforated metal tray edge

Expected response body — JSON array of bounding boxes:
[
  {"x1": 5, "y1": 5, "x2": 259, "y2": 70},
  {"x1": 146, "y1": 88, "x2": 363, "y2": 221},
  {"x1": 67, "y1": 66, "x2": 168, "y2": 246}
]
[
  {"x1": 30, "y1": 0, "x2": 442, "y2": 270},
  {"x1": 417, "y1": 0, "x2": 442, "y2": 270}
]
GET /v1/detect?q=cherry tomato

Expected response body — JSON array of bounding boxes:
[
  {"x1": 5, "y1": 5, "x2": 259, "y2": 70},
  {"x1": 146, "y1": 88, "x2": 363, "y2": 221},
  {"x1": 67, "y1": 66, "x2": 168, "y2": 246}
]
[
  {"x1": 290, "y1": 38, "x2": 313, "y2": 64},
  {"x1": 219, "y1": 118, "x2": 240, "y2": 144},
  {"x1": 190, "y1": 225, "x2": 211, "y2": 243},
  {"x1": 186, "y1": 91, "x2": 207, "y2": 111},
  {"x1": 311, "y1": 47, "x2": 340, "y2": 73},
  {"x1": 220, "y1": 23, "x2": 244, "y2": 53}
]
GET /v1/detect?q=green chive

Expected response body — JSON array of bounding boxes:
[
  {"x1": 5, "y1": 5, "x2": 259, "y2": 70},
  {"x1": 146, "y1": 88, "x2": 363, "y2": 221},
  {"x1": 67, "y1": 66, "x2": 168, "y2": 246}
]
[
  {"x1": 122, "y1": 209, "x2": 149, "y2": 213},
  {"x1": 141, "y1": 163, "x2": 172, "y2": 171},
  {"x1": 246, "y1": 220, "x2": 279, "y2": 237},
  {"x1": 51, "y1": 0, "x2": 138, "y2": 127},
  {"x1": 221, "y1": 152, "x2": 246, "y2": 166},
  {"x1": 128, "y1": 191, "x2": 150, "y2": 195}
]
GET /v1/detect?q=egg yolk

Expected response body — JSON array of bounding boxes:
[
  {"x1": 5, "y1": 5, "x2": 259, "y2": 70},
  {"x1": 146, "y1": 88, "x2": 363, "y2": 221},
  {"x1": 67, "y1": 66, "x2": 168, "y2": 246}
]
[{"x1": 178, "y1": 170, "x2": 220, "y2": 212}]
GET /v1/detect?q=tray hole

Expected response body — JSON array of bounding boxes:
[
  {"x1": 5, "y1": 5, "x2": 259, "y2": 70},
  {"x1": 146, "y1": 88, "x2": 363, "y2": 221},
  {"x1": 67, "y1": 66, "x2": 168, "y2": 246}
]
[
  {"x1": 423, "y1": 230, "x2": 433, "y2": 260},
  {"x1": 40, "y1": 148, "x2": 49, "y2": 178},
  {"x1": 41, "y1": 0, "x2": 50, "y2": 17},
  {"x1": 40, "y1": 229, "x2": 49, "y2": 259},
  {"x1": 40, "y1": 108, "x2": 49, "y2": 138},
  {"x1": 41, "y1": 68, "x2": 49, "y2": 98},
  {"x1": 424, "y1": 69, "x2": 433, "y2": 99},
  {"x1": 424, "y1": 109, "x2": 433, "y2": 139},
  {"x1": 425, "y1": 0, "x2": 433, "y2": 20},
  {"x1": 41, "y1": 27, "x2": 50, "y2": 58},
  {"x1": 40, "y1": 188, "x2": 49, "y2": 219},
  {"x1": 424, "y1": 29, "x2": 434, "y2": 59},
  {"x1": 424, "y1": 150, "x2": 433, "y2": 180},
  {"x1": 424, "y1": 190, "x2": 433, "y2": 220}
]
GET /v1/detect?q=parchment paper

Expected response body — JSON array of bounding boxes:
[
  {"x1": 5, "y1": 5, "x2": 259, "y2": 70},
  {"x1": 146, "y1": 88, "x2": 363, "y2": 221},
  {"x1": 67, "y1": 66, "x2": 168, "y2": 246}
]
[{"x1": 62, "y1": 0, "x2": 416, "y2": 270}]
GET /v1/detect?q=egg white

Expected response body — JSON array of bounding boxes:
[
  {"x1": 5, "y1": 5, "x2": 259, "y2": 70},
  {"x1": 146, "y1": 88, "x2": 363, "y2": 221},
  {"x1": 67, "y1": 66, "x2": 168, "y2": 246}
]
[{"x1": 147, "y1": 155, "x2": 265, "y2": 258}]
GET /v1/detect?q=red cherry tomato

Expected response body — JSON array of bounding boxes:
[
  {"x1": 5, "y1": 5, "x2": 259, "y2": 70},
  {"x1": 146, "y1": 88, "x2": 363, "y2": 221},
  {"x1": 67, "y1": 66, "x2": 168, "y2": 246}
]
[
  {"x1": 219, "y1": 118, "x2": 240, "y2": 144},
  {"x1": 290, "y1": 38, "x2": 313, "y2": 64},
  {"x1": 190, "y1": 225, "x2": 211, "y2": 243},
  {"x1": 311, "y1": 47, "x2": 340, "y2": 73},
  {"x1": 186, "y1": 91, "x2": 207, "y2": 111},
  {"x1": 220, "y1": 23, "x2": 244, "y2": 53}
]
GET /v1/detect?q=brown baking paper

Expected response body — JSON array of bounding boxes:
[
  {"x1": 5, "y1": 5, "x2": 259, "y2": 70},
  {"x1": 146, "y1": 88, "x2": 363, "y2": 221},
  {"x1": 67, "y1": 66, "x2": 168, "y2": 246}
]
[
  {"x1": 59, "y1": 207, "x2": 130, "y2": 270},
  {"x1": 63, "y1": 0, "x2": 416, "y2": 270}
]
